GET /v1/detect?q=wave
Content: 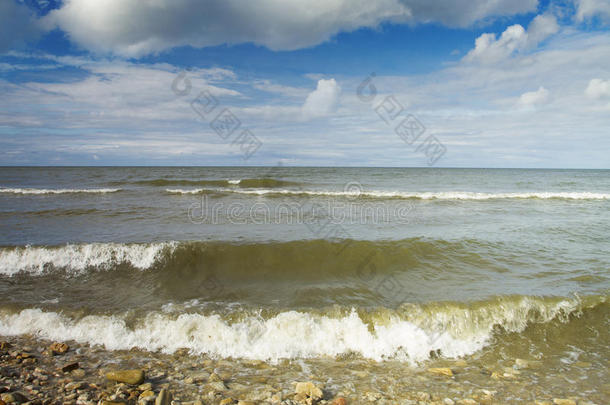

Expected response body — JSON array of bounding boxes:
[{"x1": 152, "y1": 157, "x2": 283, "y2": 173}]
[
  {"x1": 164, "y1": 188, "x2": 610, "y2": 200},
  {"x1": 130, "y1": 178, "x2": 299, "y2": 188},
  {"x1": 0, "y1": 238, "x2": 494, "y2": 278},
  {"x1": 236, "y1": 178, "x2": 300, "y2": 188},
  {"x1": 0, "y1": 208, "x2": 102, "y2": 218},
  {"x1": 0, "y1": 188, "x2": 121, "y2": 195},
  {"x1": 132, "y1": 179, "x2": 231, "y2": 187},
  {"x1": 0, "y1": 242, "x2": 175, "y2": 276},
  {"x1": 166, "y1": 188, "x2": 210, "y2": 195},
  {"x1": 0, "y1": 295, "x2": 604, "y2": 362}
]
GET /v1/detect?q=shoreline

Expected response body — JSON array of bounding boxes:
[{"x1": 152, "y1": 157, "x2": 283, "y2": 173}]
[{"x1": 0, "y1": 334, "x2": 602, "y2": 405}]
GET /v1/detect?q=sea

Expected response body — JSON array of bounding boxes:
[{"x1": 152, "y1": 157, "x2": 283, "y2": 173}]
[{"x1": 0, "y1": 167, "x2": 608, "y2": 401}]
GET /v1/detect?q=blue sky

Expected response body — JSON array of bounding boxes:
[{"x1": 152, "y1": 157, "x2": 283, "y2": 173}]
[{"x1": 0, "y1": 0, "x2": 609, "y2": 168}]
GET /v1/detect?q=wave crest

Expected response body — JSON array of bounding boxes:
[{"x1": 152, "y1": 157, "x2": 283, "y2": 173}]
[
  {"x1": 0, "y1": 188, "x2": 121, "y2": 195},
  {"x1": 0, "y1": 242, "x2": 175, "y2": 275},
  {"x1": 164, "y1": 188, "x2": 610, "y2": 200},
  {"x1": 0, "y1": 295, "x2": 604, "y2": 362}
]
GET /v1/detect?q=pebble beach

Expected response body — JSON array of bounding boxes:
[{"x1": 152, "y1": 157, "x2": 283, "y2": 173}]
[{"x1": 1, "y1": 334, "x2": 605, "y2": 405}]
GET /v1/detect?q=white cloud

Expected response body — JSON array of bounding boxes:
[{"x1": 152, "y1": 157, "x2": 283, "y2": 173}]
[
  {"x1": 42, "y1": 0, "x2": 538, "y2": 57},
  {"x1": 0, "y1": 59, "x2": 241, "y2": 131},
  {"x1": 302, "y1": 79, "x2": 341, "y2": 119},
  {"x1": 464, "y1": 14, "x2": 559, "y2": 63},
  {"x1": 465, "y1": 25, "x2": 527, "y2": 63},
  {"x1": 585, "y1": 78, "x2": 610, "y2": 98},
  {"x1": 517, "y1": 86, "x2": 550, "y2": 106},
  {"x1": 526, "y1": 14, "x2": 560, "y2": 48},
  {"x1": 575, "y1": 0, "x2": 610, "y2": 24}
]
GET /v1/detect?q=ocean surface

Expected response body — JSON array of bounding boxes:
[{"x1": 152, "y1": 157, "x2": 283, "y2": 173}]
[{"x1": 0, "y1": 167, "x2": 608, "y2": 399}]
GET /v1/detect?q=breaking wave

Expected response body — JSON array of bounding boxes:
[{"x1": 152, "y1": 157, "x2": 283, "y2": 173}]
[
  {"x1": 164, "y1": 188, "x2": 610, "y2": 200},
  {"x1": 0, "y1": 295, "x2": 604, "y2": 363},
  {"x1": 0, "y1": 242, "x2": 175, "y2": 275},
  {"x1": 0, "y1": 188, "x2": 121, "y2": 195}
]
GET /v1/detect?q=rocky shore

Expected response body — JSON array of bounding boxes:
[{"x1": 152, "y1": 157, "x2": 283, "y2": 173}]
[{"x1": 0, "y1": 335, "x2": 603, "y2": 405}]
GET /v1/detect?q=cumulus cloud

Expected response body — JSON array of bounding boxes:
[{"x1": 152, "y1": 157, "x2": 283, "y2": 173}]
[
  {"x1": 302, "y1": 79, "x2": 341, "y2": 119},
  {"x1": 40, "y1": 0, "x2": 538, "y2": 56},
  {"x1": 0, "y1": 1, "x2": 43, "y2": 52},
  {"x1": 575, "y1": 0, "x2": 610, "y2": 24},
  {"x1": 465, "y1": 25, "x2": 527, "y2": 63},
  {"x1": 517, "y1": 86, "x2": 550, "y2": 106},
  {"x1": 585, "y1": 78, "x2": 610, "y2": 98},
  {"x1": 464, "y1": 14, "x2": 559, "y2": 63}
]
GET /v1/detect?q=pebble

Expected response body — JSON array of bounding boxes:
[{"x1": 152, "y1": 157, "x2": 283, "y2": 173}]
[
  {"x1": 106, "y1": 370, "x2": 145, "y2": 385},
  {"x1": 295, "y1": 381, "x2": 324, "y2": 401},
  {"x1": 61, "y1": 362, "x2": 80, "y2": 373},
  {"x1": 155, "y1": 389, "x2": 172, "y2": 405},
  {"x1": 552, "y1": 400, "x2": 577, "y2": 405},
  {"x1": 428, "y1": 367, "x2": 454, "y2": 377},
  {"x1": 49, "y1": 342, "x2": 69, "y2": 355},
  {"x1": 138, "y1": 383, "x2": 153, "y2": 392},
  {"x1": 207, "y1": 381, "x2": 228, "y2": 392},
  {"x1": 0, "y1": 392, "x2": 29, "y2": 403}
]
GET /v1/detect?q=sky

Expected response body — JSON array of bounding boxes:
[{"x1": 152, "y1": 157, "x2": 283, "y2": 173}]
[{"x1": 0, "y1": 0, "x2": 609, "y2": 168}]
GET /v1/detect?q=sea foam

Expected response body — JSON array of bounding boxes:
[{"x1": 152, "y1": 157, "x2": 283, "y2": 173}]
[
  {"x1": 0, "y1": 243, "x2": 173, "y2": 276},
  {"x1": 0, "y1": 295, "x2": 596, "y2": 363},
  {"x1": 165, "y1": 188, "x2": 610, "y2": 200},
  {"x1": 0, "y1": 188, "x2": 121, "y2": 195}
]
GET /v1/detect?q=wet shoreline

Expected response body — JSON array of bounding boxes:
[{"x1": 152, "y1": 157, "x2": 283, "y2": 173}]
[{"x1": 0, "y1": 334, "x2": 604, "y2": 405}]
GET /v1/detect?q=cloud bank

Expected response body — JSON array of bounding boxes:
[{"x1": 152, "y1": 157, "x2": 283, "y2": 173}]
[{"x1": 39, "y1": 0, "x2": 538, "y2": 56}]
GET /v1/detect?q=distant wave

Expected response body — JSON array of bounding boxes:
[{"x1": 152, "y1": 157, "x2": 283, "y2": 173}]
[
  {"x1": 166, "y1": 188, "x2": 208, "y2": 195},
  {"x1": 0, "y1": 188, "x2": 121, "y2": 195},
  {"x1": 0, "y1": 295, "x2": 604, "y2": 362},
  {"x1": 129, "y1": 177, "x2": 300, "y2": 188},
  {"x1": 165, "y1": 188, "x2": 610, "y2": 200}
]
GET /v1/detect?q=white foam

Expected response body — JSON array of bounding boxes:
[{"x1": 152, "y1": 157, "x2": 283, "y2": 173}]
[
  {"x1": 0, "y1": 243, "x2": 174, "y2": 276},
  {"x1": 0, "y1": 188, "x2": 121, "y2": 195},
  {"x1": 0, "y1": 309, "x2": 482, "y2": 363},
  {"x1": 228, "y1": 180, "x2": 241, "y2": 185},
  {"x1": 164, "y1": 188, "x2": 610, "y2": 200},
  {"x1": 165, "y1": 188, "x2": 205, "y2": 194},
  {"x1": 0, "y1": 296, "x2": 587, "y2": 363}
]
